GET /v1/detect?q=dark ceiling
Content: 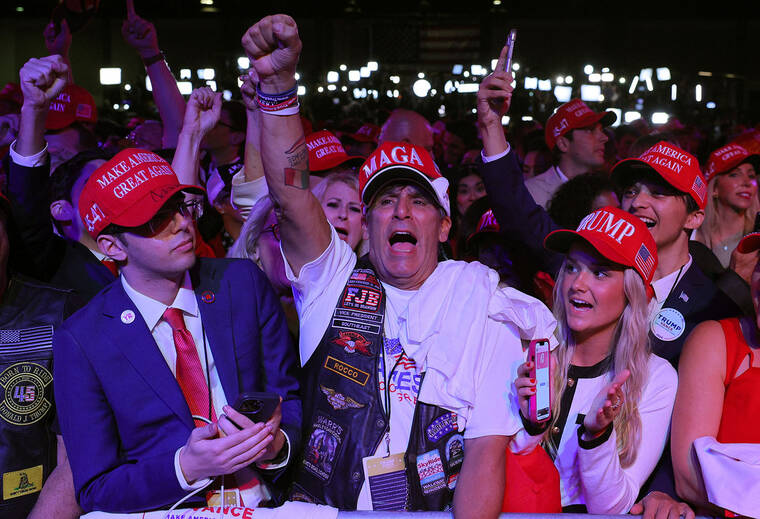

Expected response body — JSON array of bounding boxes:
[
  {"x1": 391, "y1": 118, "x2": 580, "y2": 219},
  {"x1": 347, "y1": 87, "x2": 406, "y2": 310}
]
[{"x1": 3, "y1": 0, "x2": 760, "y2": 20}]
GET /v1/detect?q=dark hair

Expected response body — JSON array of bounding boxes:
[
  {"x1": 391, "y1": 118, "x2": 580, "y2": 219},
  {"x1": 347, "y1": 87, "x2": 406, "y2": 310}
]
[
  {"x1": 548, "y1": 172, "x2": 617, "y2": 229},
  {"x1": 551, "y1": 130, "x2": 576, "y2": 165},
  {"x1": 222, "y1": 101, "x2": 246, "y2": 133},
  {"x1": 48, "y1": 122, "x2": 98, "y2": 150},
  {"x1": 49, "y1": 148, "x2": 113, "y2": 205},
  {"x1": 615, "y1": 166, "x2": 700, "y2": 214}
]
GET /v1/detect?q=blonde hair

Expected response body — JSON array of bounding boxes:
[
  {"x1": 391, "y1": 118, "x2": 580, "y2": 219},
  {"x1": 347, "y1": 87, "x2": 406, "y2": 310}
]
[
  {"x1": 311, "y1": 171, "x2": 368, "y2": 255},
  {"x1": 227, "y1": 195, "x2": 275, "y2": 262},
  {"x1": 547, "y1": 266, "x2": 651, "y2": 467},
  {"x1": 699, "y1": 174, "x2": 760, "y2": 249}
]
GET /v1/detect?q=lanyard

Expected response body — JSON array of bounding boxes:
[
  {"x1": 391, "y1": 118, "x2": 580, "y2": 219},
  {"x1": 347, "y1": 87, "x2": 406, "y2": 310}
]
[
  {"x1": 380, "y1": 339, "x2": 402, "y2": 457},
  {"x1": 663, "y1": 263, "x2": 686, "y2": 305}
]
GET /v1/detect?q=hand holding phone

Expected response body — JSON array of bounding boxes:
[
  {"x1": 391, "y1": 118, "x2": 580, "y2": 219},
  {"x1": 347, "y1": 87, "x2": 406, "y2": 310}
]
[
  {"x1": 529, "y1": 339, "x2": 551, "y2": 423},
  {"x1": 232, "y1": 392, "x2": 281, "y2": 426},
  {"x1": 503, "y1": 29, "x2": 517, "y2": 73}
]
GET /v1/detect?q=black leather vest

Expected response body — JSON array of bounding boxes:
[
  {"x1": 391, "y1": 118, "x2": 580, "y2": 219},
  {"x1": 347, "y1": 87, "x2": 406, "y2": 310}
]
[
  {"x1": 0, "y1": 275, "x2": 73, "y2": 519},
  {"x1": 291, "y1": 257, "x2": 463, "y2": 511}
]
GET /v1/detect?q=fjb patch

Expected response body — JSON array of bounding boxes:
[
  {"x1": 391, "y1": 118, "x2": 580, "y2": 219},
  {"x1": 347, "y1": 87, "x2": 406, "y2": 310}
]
[
  {"x1": 332, "y1": 331, "x2": 372, "y2": 356},
  {"x1": 303, "y1": 414, "x2": 345, "y2": 482},
  {"x1": 426, "y1": 412, "x2": 458, "y2": 442},
  {"x1": 320, "y1": 385, "x2": 365, "y2": 410},
  {"x1": 0, "y1": 362, "x2": 53, "y2": 426},
  {"x1": 417, "y1": 449, "x2": 446, "y2": 495},
  {"x1": 342, "y1": 286, "x2": 381, "y2": 312}
]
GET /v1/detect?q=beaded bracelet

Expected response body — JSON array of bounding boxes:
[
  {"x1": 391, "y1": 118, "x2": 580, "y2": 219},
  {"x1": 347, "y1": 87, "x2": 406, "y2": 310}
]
[{"x1": 141, "y1": 51, "x2": 165, "y2": 67}]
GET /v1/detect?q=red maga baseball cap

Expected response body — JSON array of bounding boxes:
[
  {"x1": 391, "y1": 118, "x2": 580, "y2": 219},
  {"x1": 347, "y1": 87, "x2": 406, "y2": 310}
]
[
  {"x1": 545, "y1": 206, "x2": 658, "y2": 286},
  {"x1": 78, "y1": 148, "x2": 204, "y2": 238},
  {"x1": 732, "y1": 129, "x2": 760, "y2": 156},
  {"x1": 466, "y1": 208, "x2": 500, "y2": 246},
  {"x1": 345, "y1": 123, "x2": 381, "y2": 144},
  {"x1": 610, "y1": 141, "x2": 708, "y2": 210},
  {"x1": 358, "y1": 141, "x2": 450, "y2": 216},
  {"x1": 45, "y1": 85, "x2": 97, "y2": 131},
  {"x1": 307, "y1": 130, "x2": 364, "y2": 173},
  {"x1": 545, "y1": 98, "x2": 615, "y2": 150},
  {"x1": 705, "y1": 143, "x2": 759, "y2": 182}
]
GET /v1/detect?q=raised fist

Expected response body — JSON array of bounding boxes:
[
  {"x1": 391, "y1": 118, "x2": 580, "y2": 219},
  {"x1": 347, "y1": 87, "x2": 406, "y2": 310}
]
[
  {"x1": 239, "y1": 72, "x2": 258, "y2": 112},
  {"x1": 241, "y1": 14, "x2": 301, "y2": 93},
  {"x1": 183, "y1": 87, "x2": 222, "y2": 138},
  {"x1": 19, "y1": 56, "x2": 69, "y2": 111},
  {"x1": 43, "y1": 19, "x2": 72, "y2": 57},
  {"x1": 121, "y1": 7, "x2": 159, "y2": 59}
]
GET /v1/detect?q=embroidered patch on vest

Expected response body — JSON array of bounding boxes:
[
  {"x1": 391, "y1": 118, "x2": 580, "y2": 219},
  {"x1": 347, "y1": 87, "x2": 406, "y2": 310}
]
[
  {"x1": 445, "y1": 434, "x2": 464, "y2": 470},
  {"x1": 320, "y1": 385, "x2": 365, "y2": 410},
  {"x1": 0, "y1": 362, "x2": 53, "y2": 426},
  {"x1": 324, "y1": 356, "x2": 370, "y2": 386},
  {"x1": 425, "y1": 412, "x2": 458, "y2": 442},
  {"x1": 303, "y1": 414, "x2": 346, "y2": 482},
  {"x1": 2, "y1": 464, "x2": 43, "y2": 500},
  {"x1": 332, "y1": 308, "x2": 383, "y2": 334},
  {"x1": 331, "y1": 331, "x2": 372, "y2": 356},
  {"x1": 342, "y1": 286, "x2": 382, "y2": 312},
  {"x1": 417, "y1": 449, "x2": 446, "y2": 495}
]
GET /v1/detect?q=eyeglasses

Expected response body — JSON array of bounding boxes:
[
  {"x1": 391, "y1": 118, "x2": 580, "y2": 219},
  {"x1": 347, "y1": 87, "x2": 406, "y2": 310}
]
[
  {"x1": 135, "y1": 198, "x2": 204, "y2": 236},
  {"x1": 261, "y1": 223, "x2": 281, "y2": 242}
]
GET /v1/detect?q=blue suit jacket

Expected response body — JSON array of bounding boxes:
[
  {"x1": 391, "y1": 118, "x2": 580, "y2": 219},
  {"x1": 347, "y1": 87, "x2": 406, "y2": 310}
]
[{"x1": 53, "y1": 258, "x2": 301, "y2": 513}]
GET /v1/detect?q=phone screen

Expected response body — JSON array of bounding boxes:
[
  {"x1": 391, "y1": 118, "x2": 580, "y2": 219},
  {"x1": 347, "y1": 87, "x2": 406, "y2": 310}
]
[{"x1": 534, "y1": 341, "x2": 551, "y2": 421}]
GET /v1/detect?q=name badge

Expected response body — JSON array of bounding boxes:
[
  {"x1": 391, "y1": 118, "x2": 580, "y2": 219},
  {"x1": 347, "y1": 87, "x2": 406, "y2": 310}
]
[
  {"x1": 651, "y1": 307, "x2": 686, "y2": 342},
  {"x1": 362, "y1": 453, "x2": 407, "y2": 511}
]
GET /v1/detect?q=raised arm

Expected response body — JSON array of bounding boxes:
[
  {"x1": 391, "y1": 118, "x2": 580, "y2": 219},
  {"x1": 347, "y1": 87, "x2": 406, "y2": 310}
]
[
  {"x1": 172, "y1": 87, "x2": 221, "y2": 186},
  {"x1": 476, "y1": 47, "x2": 563, "y2": 275},
  {"x1": 122, "y1": 0, "x2": 185, "y2": 148},
  {"x1": 43, "y1": 19, "x2": 74, "y2": 84},
  {"x1": 241, "y1": 15, "x2": 330, "y2": 275}
]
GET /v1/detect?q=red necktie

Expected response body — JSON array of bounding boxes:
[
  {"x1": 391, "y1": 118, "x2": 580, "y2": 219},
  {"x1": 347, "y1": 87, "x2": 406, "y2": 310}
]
[
  {"x1": 162, "y1": 307, "x2": 216, "y2": 427},
  {"x1": 100, "y1": 259, "x2": 118, "y2": 277}
]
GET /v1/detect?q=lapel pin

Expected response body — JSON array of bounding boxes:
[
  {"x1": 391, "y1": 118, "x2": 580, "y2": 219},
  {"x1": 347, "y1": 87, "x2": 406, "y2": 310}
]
[
  {"x1": 120, "y1": 309, "x2": 136, "y2": 324},
  {"x1": 679, "y1": 291, "x2": 689, "y2": 303},
  {"x1": 201, "y1": 291, "x2": 215, "y2": 304}
]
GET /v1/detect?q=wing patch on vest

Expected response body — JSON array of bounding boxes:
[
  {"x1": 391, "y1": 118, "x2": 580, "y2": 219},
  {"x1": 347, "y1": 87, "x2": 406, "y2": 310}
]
[
  {"x1": 324, "y1": 356, "x2": 370, "y2": 386},
  {"x1": 320, "y1": 385, "x2": 366, "y2": 410},
  {"x1": 331, "y1": 331, "x2": 372, "y2": 356}
]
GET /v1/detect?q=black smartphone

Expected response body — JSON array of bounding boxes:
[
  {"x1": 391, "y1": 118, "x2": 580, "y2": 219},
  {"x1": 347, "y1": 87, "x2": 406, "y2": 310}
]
[{"x1": 231, "y1": 392, "x2": 280, "y2": 427}]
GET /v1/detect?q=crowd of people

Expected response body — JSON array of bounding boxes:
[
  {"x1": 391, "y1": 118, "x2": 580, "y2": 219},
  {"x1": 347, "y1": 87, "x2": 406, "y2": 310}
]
[{"x1": 0, "y1": 7, "x2": 759, "y2": 519}]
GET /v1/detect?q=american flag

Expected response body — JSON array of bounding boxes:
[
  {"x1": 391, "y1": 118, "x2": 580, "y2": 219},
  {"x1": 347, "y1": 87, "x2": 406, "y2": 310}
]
[
  {"x1": 0, "y1": 326, "x2": 53, "y2": 357},
  {"x1": 634, "y1": 244, "x2": 655, "y2": 279},
  {"x1": 692, "y1": 175, "x2": 707, "y2": 204}
]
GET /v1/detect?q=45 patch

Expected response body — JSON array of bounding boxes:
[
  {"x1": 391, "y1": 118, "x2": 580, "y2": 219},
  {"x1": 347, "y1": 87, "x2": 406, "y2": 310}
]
[{"x1": 0, "y1": 362, "x2": 53, "y2": 426}]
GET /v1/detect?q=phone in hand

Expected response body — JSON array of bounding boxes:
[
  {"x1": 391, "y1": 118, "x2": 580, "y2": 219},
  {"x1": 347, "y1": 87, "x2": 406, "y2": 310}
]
[
  {"x1": 528, "y1": 339, "x2": 551, "y2": 423},
  {"x1": 230, "y1": 392, "x2": 280, "y2": 428},
  {"x1": 503, "y1": 29, "x2": 517, "y2": 73}
]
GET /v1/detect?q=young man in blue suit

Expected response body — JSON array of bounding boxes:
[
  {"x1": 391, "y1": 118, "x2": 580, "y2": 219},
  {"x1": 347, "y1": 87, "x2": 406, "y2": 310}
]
[{"x1": 53, "y1": 147, "x2": 301, "y2": 513}]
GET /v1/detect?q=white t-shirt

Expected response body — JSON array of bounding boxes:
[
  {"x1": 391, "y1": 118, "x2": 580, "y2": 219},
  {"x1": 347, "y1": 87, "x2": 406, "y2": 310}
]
[{"x1": 285, "y1": 226, "x2": 524, "y2": 510}]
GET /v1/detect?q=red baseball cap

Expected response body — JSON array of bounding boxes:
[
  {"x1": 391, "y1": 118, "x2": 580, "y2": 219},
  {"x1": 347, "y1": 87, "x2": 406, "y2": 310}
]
[
  {"x1": 307, "y1": 130, "x2": 364, "y2": 173},
  {"x1": 545, "y1": 98, "x2": 615, "y2": 150},
  {"x1": 358, "y1": 141, "x2": 450, "y2": 216},
  {"x1": 345, "y1": 123, "x2": 380, "y2": 144},
  {"x1": 466, "y1": 208, "x2": 500, "y2": 246},
  {"x1": 45, "y1": 85, "x2": 97, "y2": 131},
  {"x1": 705, "y1": 143, "x2": 759, "y2": 182},
  {"x1": 78, "y1": 148, "x2": 204, "y2": 238},
  {"x1": 732, "y1": 129, "x2": 760, "y2": 155},
  {"x1": 610, "y1": 141, "x2": 708, "y2": 210},
  {"x1": 545, "y1": 206, "x2": 658, "y2": 287}
]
